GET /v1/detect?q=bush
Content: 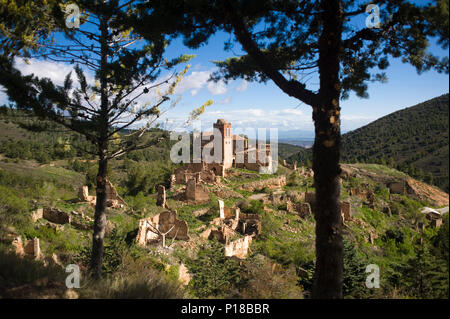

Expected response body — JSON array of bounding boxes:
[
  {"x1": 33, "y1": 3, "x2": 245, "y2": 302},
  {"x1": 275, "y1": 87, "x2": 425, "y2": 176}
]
[
  {"x1": 241, "y1": 200, "x2": 264, "y2": 215},
  {"x1": 240, "y1": 256, "x2": 303, "y2": 299}
]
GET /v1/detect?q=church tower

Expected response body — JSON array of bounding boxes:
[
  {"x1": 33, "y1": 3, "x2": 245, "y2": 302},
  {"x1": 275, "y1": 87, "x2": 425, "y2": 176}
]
[{"x1": 213, "y1": 119, "x2": 233, "y2": 169}]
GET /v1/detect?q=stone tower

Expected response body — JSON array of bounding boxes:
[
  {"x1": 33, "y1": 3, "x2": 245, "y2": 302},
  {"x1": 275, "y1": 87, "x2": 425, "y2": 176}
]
[{"x1": 213, "y1": 119, "x2": 233, "y2": 169}]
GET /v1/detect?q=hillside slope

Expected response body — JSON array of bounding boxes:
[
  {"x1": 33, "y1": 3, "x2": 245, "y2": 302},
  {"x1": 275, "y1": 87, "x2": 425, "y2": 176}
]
[{"x1": 286, "y1": 94, "x2": 449, "y2": 192}]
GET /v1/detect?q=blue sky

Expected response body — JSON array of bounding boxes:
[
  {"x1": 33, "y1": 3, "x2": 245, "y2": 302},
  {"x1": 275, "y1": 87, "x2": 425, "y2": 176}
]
[
  {"x1": 156, "y1": 31, "x2": 448, "y2": 137},
  {"x1": 1, "y1": 1, "x2": 448, "y2": 138}
]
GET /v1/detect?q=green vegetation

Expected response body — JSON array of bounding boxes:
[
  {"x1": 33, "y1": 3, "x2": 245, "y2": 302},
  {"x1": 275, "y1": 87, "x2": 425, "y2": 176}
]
[
  {"x1": 0, "y1": 102, "x2": 448, "y2": 299},
  {"x1": 186, "y1": 240, "x2": 242, "y2": 298},
  {"x1": 341, "y1": 94, "x2": 449, "y2": 192}
]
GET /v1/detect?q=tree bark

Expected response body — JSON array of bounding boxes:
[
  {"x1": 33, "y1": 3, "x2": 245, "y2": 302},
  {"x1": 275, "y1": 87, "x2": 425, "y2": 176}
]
[
  {"x1": 90, "y1": 155, "x2": 108, "y2": 278},
  {"x1": 312, "y1": 0, "x2": 344, "y2": 299}
]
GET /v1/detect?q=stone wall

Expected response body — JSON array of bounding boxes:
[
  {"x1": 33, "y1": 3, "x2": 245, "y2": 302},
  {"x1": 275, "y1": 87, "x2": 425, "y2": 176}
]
[
  {"x1": 209, "y1": 225, "x2": 236, "y2": 244},
  {"x1": 43, "y1": 207, "x2": 71, "y2": 224},
  {"x1": 185, "y1": 179, "x2": 210, "y2": 203},
  {"x1": 31, "y1": 208, "x2": 43, "y2": 222},
  {"x1": 136, "y1": 210, "x2": 190, "y2": 247},
  {"x1": 341, "y1": 201, "x2": 351, "y2": 222},
  {"x1": 224, "y1": 235, "x2": 252, "y2": 259},
  {"x1": 105, "y1": 180, "x2": 126, "y2": 208},
  {"x1": 238, "y1": 213, "x2": 261, "y2": 236},
  {"x1": 13, "y1": 237, "x2": 42, "y2": 260},
  {"x1": 156, "y1": 185, "x2": 166, "y2": 207},
  {"x1": 78, "y1": 181, "x2": 125, "y2": 208},
  {"x1": 388, "y1": 182, "x2": 406, "y2": 195},
  {"x1": 298, "y1": 202, "x2": 312, "y2": 218},
  {"x1": 174, "y1": 162, "x2": 225, "y2": 185},
  {"x1": 157, "y1": 211, "x2": 190, "y2": 240},
  {"x1": 240, "y1": 176, "x2": 286, "y2": 192},
  {"x1": 78, "y1": 186, "x2": 89, "y2": 202},
  {"x1": 136, "y1": 217, "x2": 159, "y2": 246}
]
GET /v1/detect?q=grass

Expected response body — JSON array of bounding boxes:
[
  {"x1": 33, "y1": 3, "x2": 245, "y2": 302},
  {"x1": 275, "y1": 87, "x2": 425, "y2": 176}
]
[{"x1": 0, "y1": 249, "x2": 66, "y2": 291}]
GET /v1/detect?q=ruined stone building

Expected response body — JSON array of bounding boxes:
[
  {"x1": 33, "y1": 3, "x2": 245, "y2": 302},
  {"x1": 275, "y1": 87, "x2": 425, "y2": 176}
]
[{"x1": 174, "y1": 119, "x2": 275, "y2": 185}]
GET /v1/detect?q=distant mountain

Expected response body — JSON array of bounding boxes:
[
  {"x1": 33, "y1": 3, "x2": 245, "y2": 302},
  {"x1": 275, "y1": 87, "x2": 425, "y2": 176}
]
[
  {"x1": 278, "y1": 138, "x2": 314, "y2": 148},
  {"x1": 283, "y1": 93, "x2": 449, "y2": 192}
]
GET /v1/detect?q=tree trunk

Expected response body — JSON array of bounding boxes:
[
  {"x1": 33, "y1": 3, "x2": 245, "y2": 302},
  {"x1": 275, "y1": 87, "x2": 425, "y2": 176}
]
[
  {"x1": 90, "y1": 155, "x2": 108, "y2": 278},
  {"x1": 90, "y1": 11, "x2": 109, "y2": 279},
  {"x1": 312, "y1": 0, "x2": 344, "y2": 299}
]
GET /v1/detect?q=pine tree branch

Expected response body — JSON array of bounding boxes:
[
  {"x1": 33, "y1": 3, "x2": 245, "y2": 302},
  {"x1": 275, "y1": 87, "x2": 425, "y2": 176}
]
[{"x1": 224, "y1": 0, "x2": 319, "y2": 107}]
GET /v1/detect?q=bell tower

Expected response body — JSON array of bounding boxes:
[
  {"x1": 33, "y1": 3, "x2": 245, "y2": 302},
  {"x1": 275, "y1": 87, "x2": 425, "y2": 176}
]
[{"x1": 213, "y1": 119, "x2": 233, "y2": 169}]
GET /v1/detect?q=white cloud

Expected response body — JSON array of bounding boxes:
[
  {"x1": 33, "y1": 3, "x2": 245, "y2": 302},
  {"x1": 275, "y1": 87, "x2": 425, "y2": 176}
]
[
  {"x1": 207, "y1": 80, "x2": 227, "y2": 95},
  {"x1": 341, "y1": 114, "x2": 376, "y2": 121},
  {"x1": 0, "y1": 57, "x2": 96, "y2": 105},
  {"x1": 14, "y1": 57, "x2": 82, "y2": 85},
  {"x1": 175, "y1": 71, "x2": 211, "y2": 96},
  {"x1": 236, "y1": 80, "x2": 249, "y2": 92},
  {"x1": 188, "y1": 107, "x2": 312, "y2": 132},
  {"x1": 274, "y1": 108, "x2": 303, "y2": 116}
]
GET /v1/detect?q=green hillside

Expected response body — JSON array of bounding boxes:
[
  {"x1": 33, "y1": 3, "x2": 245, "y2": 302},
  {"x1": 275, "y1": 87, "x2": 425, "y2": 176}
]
[
  {"x1": 278, "y1": 143, "x2": 306, "y2": 160},
  {"x1": 285, "y1": 94, "x2": 449, "y2": 192}
]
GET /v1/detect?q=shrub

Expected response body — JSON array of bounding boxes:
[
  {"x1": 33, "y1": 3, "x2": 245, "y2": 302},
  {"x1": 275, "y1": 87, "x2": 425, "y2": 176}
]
[
  {"x1": 186, "y1": 240, "x2": 242, "y2": 298},
  {"x1": 80, "y1": 257, "x2": 183, "y2": 299},
  {"x1": 240, "y1": 256, "x2": 303, "y2": 299},
  {"x1": 126, "y1": 161, "x2": 173, "y2": 195},
  {"x1": 241, "y1": 200, "x2": 264, "y2": 215}
]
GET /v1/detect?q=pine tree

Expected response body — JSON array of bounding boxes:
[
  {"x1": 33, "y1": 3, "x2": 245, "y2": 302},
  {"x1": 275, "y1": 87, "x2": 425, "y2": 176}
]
[
  {"x1": 0, "y1": 0, "x2": 59, "y2": 57},
  {"x1": 186, "y1": 240, "x2": 242, "y2": 298},
  {"x1": 343, "y1": 239, "x2": 367, "y2": 299}
]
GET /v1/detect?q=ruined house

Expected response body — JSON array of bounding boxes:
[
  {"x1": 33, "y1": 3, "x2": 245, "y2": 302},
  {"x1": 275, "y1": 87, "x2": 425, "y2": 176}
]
[
  {"x1": 156, "y1": 185, "x2": 167, "y2": 208},
  {"x1": 341, "y1": 201, "x2": 352, "y2": 222},
  {"x1": 77, "y1": 181, "x2": 126, "y2": 208},
  {"x1": 237, "y1": 213, "x2": 261, "y2": 237},
  {"x1": 43, "y1": 207, "x2": 71, "y2": 224},
  {"x1": 282, "y1": 160, "x2": 298, "y2": 171},
  {"x1": 420, "y1": 207, "x2": 447, "y2": 229},
  {"x1": 225, "y1": 235, "x2": 252, "y2": 259},
  {"x1": 136, "y1": 210, "x2": 189, "y2": 247},
  {"x1": 388, "y1": 182, "x2": 406, "y2": 195},
  {"x1": 12, "y1": 237, "x2": 42, "y2": 260},
  {"x1": 185, "y1": 178, "x2": 210, "y2": 203}
]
